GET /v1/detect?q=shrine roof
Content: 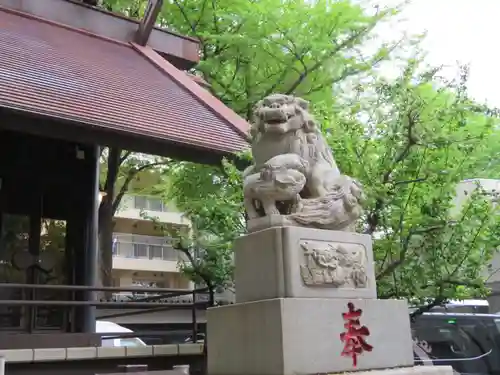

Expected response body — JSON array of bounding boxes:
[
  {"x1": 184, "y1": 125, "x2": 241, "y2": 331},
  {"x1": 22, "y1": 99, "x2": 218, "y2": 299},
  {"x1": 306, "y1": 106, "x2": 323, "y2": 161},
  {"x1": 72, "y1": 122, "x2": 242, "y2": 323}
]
[{"x1": 0, "y1": 6, "x2": 250, "y2": 159}]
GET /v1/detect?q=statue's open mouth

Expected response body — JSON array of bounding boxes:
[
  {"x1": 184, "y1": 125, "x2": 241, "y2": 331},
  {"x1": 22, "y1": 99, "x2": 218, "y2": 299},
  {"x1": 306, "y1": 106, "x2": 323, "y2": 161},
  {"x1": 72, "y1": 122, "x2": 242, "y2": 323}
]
[
  {"x1": 261, "y1": 111, "x2": 294, "y2": 125},
  {"x1": 266, "y1": 118, "x2": 286, "y2": 125}
]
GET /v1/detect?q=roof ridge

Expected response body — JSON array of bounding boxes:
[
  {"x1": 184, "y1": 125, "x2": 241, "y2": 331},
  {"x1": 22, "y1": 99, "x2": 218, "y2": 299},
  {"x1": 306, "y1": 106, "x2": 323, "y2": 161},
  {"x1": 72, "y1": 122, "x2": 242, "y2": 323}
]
[{"x1": 130, "y1": 42, "x2": 251, "y2": 143}]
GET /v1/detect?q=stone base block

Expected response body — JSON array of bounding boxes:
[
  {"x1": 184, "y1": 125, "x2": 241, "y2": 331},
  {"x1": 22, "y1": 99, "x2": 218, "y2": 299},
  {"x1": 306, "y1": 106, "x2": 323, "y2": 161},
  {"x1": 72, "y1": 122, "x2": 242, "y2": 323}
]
[
  {"x1": 207, "y1": 298, "x2": 413, "y2": 375},
  {"x1": 234, "y1": 226, "x2": 376, "y2": 303},
  {"x1": 247, "y1": 214, "x2": 292, "y2": 233}
]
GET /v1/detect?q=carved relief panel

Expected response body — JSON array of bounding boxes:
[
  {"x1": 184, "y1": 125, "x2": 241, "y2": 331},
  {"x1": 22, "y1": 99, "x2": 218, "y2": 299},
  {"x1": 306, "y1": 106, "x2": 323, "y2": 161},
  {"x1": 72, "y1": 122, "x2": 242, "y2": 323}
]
[{"x1": 299, "y1": 240, "x2": 368, "y2": 288}]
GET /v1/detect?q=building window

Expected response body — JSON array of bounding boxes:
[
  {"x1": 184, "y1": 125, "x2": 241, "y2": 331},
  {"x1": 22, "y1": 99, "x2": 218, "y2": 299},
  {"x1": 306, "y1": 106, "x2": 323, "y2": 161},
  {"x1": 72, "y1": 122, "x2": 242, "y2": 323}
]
[
  {"x1": 149, "y1": 245, "x2": 163, "y2": 259},
  {"x1": 133, "y1": 196, "x2": 148, "y2": 210},
  {"x1": 163, "y1": 246, "x2": 179, "y2": 261},
  {"x1": 133, "y1": 196, "x2": 165, "y2": 212},
  {"x1": 113, "y1": 233, "x2": 181, "y2": 261},
  {"x1": 148, "y1": 198, "x2": 164, "y2": 212},
  {"x1": 133, "y1": 243, "x2": 148, "y2": 258}
]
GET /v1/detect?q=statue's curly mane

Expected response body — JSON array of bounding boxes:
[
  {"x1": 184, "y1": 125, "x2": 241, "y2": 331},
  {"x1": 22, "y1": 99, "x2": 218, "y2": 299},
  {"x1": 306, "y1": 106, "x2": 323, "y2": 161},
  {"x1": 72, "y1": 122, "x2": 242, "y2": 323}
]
[{"x1": 251, "y1": 94, "x2": 336, "y2": 170}]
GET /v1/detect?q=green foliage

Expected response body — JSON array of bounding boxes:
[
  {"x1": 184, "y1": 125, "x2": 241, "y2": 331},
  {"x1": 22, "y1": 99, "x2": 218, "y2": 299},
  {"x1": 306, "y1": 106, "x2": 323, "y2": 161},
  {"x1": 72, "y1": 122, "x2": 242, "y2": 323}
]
[
  {"x1": 174, "y1": 229, "x2": 235, "y2": 291},
  {"x1": 155, "y1": 159, "x2": 244, "y2": 289},
  {"x1": 166, "y1": 0, "x2": 396, "y2": 117},
  {"x1": 163, "y1": 159, "x2": 244, "y2": 238},
  {"x1": 324, "y1": 62, "x2": 500, "y2": 302}
]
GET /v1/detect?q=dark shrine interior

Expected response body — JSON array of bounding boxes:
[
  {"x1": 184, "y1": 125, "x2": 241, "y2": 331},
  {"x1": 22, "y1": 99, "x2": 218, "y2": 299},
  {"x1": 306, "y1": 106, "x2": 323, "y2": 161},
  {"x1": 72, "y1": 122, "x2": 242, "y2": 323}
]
[{"x1": 0, "y1": 117, "x2": 99, "y2": 336}]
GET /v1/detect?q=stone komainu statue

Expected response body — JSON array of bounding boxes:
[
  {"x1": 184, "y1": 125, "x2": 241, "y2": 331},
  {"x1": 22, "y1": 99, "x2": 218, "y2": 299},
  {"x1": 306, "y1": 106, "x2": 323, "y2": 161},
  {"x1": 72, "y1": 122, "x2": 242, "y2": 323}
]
[{"x1": 243, "y1": 94, "x2": 364, "y2": 232}]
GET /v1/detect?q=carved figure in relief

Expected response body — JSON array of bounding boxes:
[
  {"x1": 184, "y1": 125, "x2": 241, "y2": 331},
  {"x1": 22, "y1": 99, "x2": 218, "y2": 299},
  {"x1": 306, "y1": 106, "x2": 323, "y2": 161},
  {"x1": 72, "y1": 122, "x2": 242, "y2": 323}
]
[
  {"x1": 243, "y1": 93, "x2": 364, "y2": 231},
  {"x1": 299, "y1": 241, "x2": 367, "y2": 288}
]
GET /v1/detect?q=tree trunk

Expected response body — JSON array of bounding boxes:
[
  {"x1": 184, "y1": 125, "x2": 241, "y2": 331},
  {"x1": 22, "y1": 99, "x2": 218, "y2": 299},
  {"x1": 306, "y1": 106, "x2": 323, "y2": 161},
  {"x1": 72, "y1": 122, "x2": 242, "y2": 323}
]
[
  {"x1": 97, "y1": 147, "x2": 121, "y2": 299},
  {"x1": 208, "y1": 284, "x2": 215, "y2": 307},
  {"x1": 98, "y1": 207, "x2": 114, "y2": 297}
]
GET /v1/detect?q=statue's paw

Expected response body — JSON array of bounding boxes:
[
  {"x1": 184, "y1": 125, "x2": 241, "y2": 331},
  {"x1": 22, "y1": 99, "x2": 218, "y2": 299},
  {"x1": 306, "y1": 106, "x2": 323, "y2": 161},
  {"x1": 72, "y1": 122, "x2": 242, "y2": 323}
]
[{"x1": 265, "y1": 207, "x2": 280, "y2": 215}]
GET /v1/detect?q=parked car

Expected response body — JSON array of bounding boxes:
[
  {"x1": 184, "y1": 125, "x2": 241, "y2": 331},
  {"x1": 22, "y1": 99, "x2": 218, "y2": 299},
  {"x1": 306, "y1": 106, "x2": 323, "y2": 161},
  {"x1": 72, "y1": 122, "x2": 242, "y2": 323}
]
[
  {"x1": 184, "y1": 333, "x2": 205, "y2": 343},
  {"x1": 96, "y1": 320, "x2": 147, "y2": 348},
  {"x1": 412, "y1": 312, "x2": 500, "y2": 375},
  {"x1": 432, "y1": 300, "x2": 489, "y2": 314}
]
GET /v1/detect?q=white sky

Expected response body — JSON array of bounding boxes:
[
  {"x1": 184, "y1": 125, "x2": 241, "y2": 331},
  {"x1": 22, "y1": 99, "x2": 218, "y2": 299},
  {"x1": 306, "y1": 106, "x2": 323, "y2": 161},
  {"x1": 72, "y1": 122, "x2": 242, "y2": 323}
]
[{"x1": 374, "y1": 0, "x2": 500, "y2": 106}]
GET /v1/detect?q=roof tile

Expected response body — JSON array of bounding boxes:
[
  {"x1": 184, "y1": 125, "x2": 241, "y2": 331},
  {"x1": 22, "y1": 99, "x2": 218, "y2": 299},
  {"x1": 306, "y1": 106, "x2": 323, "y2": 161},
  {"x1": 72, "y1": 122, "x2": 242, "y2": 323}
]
[{"x1": 0, "y1": 8, "x2": 249, "y2": 154}]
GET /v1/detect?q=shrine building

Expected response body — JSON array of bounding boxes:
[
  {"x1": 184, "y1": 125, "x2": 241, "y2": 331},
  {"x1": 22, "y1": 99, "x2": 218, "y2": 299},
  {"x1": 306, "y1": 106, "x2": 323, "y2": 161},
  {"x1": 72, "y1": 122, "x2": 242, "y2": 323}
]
[{"x1": 0, "y1": 0, "x2": 249, "y2": 362}]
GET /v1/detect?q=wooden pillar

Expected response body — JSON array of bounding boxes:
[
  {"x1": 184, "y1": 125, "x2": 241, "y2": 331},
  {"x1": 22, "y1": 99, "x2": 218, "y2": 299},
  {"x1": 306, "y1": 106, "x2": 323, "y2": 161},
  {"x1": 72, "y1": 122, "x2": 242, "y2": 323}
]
[
  {"x1": 71, "y1": 144, "x2": 100, "y2": 333},
  {"x1": 82, "y1": 144, "x2": 100, "y2": 333},
  {"x1": 26, "y1": 204, "x2": 42, "y2": 333}
]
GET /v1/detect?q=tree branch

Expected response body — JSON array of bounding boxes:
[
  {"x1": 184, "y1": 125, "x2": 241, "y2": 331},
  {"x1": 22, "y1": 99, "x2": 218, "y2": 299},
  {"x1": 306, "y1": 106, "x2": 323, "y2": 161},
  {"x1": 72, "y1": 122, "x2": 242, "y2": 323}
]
[
  {"x1": 112, "y1": 161, "x2": 170, "y2": 215},
  {"x1": 262, "y1": 24, "x2": 311, "y2": 97},
  {"x1": 376, "y1": 225, "x2": 443, "y2": 280},
  {"x1": 364, "y1": 112, "x2": 419, "y2": 235},
  {"x1": 409, "y1": 296, "x2": 446, "y2": 321},
  {"x1": 283, "y1": 25, "x2": 376, "y2": 95},
  {"x1": 244, "y1": 64, "x2": 254, "y2": 120},
  {"x1": 172, "y1": 0, "x2": 199, "y2": 37},
  {"x1": 441, "y1": 279, "x2": 483, "y2": 289},
  {"x1": 446, "y1": 211, "x2": 490, "y2": 279},
  {"x1": 204, "y1": 71, "x2": 242, "y2": 103},
  {"x1": 193, "y1": 0, "x2": 209, "y2": 30},
  {"x1": 408, "y1": 277, "x2": 485, "y2": 320},
  {"x1": 119, "y1": 151, "x2": 132, "y2": 165},
  {"x1": 393, "y1": 177, "x2": 427, "y2": 186},
  {"x1": 305, "y1": 38, "x2": 404, "y2": 95},
  {"x1": 174, "y1": 240, "x2": 215, "y2": 289}
]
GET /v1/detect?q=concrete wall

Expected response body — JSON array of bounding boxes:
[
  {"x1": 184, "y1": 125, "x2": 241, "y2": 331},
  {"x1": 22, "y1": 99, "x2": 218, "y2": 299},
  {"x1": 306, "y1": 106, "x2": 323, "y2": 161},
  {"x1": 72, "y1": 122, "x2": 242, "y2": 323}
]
[
  {"x1": 454, "y1": 179, "x2": 500, "y2": 283},
  {"x1": 455, "y1": 179, "x2": 500, "y2": 310}
]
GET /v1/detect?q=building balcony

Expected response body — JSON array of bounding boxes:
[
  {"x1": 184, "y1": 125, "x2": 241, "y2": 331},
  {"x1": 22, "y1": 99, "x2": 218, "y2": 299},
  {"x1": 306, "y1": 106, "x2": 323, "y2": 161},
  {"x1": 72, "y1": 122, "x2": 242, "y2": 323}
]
[
  {"x1": 114, "y1": 194, "x2": 189, "y2": 226},
  {"x1": 112, "y1": 233, "x2": 187, "y2": 273}
]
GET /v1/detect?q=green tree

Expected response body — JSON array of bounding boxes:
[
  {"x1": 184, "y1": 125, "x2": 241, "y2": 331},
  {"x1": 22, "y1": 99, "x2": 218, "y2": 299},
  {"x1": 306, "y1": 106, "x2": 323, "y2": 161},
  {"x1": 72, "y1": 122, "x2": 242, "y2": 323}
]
[
  {"x1": 328, "y1": 62, "x2": 500, "y2": 312},
  {"x1": 164, "y1": 61, "x2": 500, "y2": 310}
]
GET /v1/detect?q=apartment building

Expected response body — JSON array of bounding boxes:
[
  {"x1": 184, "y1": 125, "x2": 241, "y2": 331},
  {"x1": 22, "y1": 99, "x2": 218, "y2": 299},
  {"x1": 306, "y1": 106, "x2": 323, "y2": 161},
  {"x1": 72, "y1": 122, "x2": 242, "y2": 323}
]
[
  {"x1": 95, "y1": 191, "x2": 203, "y2": 326},
  {"x1": 454, "y1": 179, "x2": 500, "y2": 312},
  {"x1": 111, "y1": 193, "x2": 193, "y2": 292}
]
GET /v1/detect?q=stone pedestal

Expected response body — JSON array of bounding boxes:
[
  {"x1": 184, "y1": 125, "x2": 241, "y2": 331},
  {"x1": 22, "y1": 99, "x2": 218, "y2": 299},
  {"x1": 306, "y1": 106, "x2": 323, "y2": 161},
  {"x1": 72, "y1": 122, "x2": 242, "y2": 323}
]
[
  {"x1": 208, "y1": 298, "x2": 413, "y2": 375},
  {"x1": 207, "y1": 227, "x2": 453, "y2": 375},
  {"x1": 234, "y1": 226, "x2": 376, "y2": 302}
]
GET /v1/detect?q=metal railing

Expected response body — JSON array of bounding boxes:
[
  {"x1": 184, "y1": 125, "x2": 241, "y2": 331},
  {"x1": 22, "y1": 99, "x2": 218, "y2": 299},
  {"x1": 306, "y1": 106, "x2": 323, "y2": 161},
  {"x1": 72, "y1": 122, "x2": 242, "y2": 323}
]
[
  {"x1": 111, "y1": 291, "x2": 210, "y2": 303},
  {"x1": 110, "y1": 290, "x2": 230, "y2": 305},
  {"x1": 112, "y1": 232, "x2": 187, "y2": 262},
  {"x1": 0, "y1": 283, "x2": 209, "y2": 340}
]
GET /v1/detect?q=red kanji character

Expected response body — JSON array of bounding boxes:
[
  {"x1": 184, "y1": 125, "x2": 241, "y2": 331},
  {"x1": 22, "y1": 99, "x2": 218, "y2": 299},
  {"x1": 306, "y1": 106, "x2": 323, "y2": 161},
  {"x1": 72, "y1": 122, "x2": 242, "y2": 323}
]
[{"x1": 340, "y1": 302, "x2": 373, "y2": 367}]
